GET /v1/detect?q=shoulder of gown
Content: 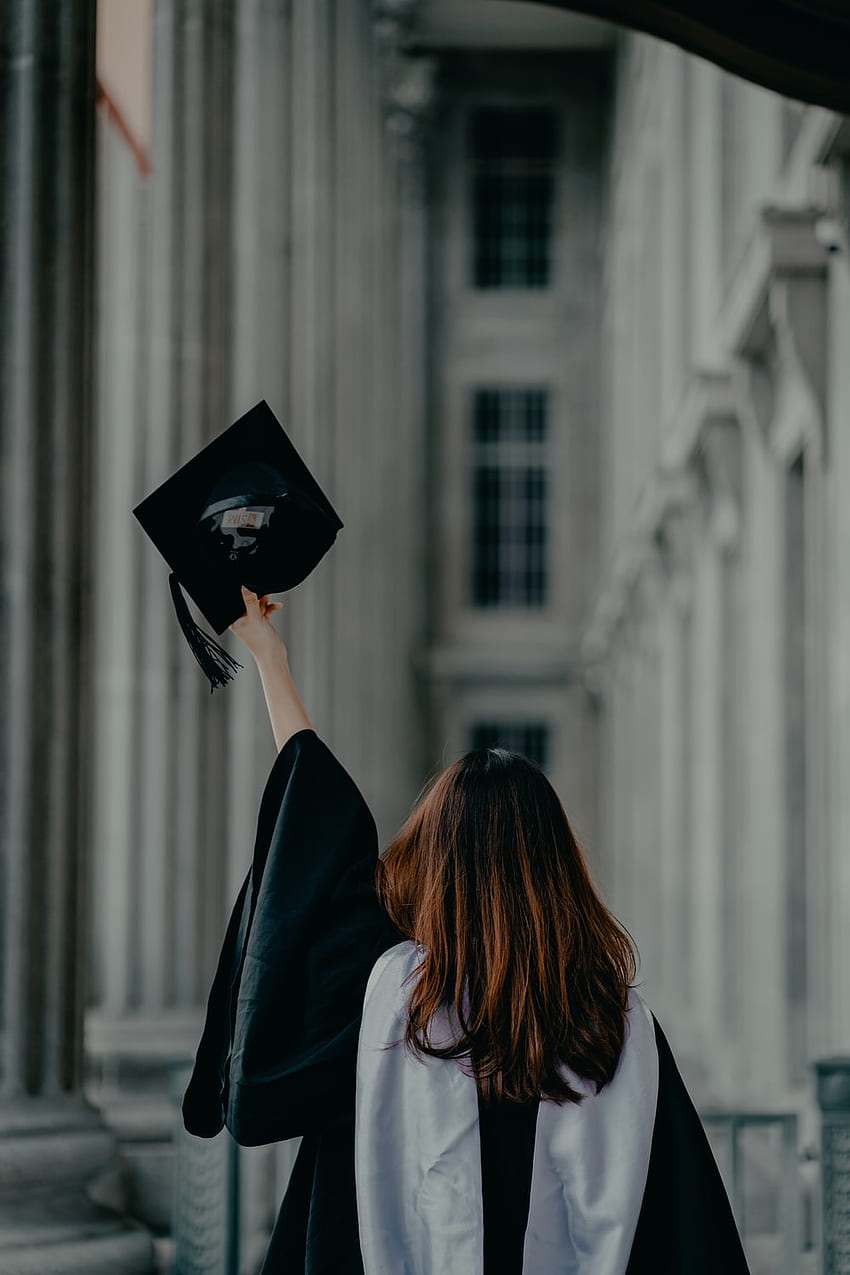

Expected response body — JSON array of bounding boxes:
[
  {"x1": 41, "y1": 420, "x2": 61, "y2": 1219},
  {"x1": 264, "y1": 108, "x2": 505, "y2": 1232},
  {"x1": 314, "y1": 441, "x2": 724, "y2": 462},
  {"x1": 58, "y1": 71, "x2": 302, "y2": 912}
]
[{"x1": 182, "y1": 727, "x2": 400, "y2": 1146}]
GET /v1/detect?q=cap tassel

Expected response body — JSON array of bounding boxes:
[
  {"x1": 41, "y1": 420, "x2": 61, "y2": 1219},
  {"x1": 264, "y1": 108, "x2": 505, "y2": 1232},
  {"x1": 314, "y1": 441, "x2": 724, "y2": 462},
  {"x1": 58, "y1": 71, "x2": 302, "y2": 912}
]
[{"x1": 168, "y1": 572, "x2": 243, "y2": 691}]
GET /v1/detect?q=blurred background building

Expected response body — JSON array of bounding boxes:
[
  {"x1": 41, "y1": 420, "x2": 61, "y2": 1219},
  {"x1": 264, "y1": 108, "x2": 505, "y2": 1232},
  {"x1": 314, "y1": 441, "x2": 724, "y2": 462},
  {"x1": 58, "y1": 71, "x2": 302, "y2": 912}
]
[{"x1": 2, "y1": 0, "x2": 850, "y2": 1272}]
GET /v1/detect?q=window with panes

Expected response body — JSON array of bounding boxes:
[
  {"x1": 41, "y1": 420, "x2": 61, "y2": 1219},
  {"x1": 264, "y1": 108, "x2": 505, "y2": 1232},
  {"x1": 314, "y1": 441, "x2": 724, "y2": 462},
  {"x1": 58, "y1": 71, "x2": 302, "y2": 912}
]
[
  {"x1": 471, "y1": 387, "x2": 549, "y2": 608},
  {"x1": 468, "y1": 106, "x2": 558, "y2": 289}
]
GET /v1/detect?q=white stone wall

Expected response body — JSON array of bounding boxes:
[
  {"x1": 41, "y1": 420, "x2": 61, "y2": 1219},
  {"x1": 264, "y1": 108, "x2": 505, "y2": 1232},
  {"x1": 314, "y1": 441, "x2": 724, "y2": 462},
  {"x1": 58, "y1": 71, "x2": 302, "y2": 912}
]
[{"x1": 589, "y1": 30, "x2": 850, "y2": 1114}]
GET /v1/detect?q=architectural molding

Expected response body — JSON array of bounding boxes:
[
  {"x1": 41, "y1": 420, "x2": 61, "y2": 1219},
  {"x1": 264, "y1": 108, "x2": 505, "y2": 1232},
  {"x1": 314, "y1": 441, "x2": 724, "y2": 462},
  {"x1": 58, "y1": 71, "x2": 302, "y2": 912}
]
[
  {"x1": 697, "y1": 416, "x2": 743, "y2": 555},
  {"x1": 582, "y1": 529, "x2": 661, "y2": 665},
  {"x1": 417, "y1": 642, "x2": 582, "y2": 686},
  {"x1": 724, "y1": 207, "x2": 829, "y2": 359},
  {"x1": 730, "y1": 208, "x2": 829, "y2": 466},
  {"x1": 86, "y1": 1012, "x2": 205, "y2": 1063},
  {"x1": 372, "y1": 0, "x2": 424, "y2": 31},
  {"x1": 657, "y1": 500, "x2": 696, "y2": 615},
  {"x1": 583, "y1": 370, "x2": 742, "y2": 658},
  {"x1": 814, "y1": 115, "x2": 850, "y2": 165},
  {"x1": 815, "y1": 116, "x2": 850, "y2": 250},
  {"x1": 583, "y1": 456, "x2": 698, "y2": 663},
  {"x1": 373, "y1": 0, "x2": 437, "y2": 162},
  {"x1": 384, "y1": 53, "x2": 438, "y2": 155},
  {"x1": 661, "y1": 367, "x2": 738, "y2": 471},
  {"x1": 767, "y1": 275, "x2": 826, "y2": 463}
]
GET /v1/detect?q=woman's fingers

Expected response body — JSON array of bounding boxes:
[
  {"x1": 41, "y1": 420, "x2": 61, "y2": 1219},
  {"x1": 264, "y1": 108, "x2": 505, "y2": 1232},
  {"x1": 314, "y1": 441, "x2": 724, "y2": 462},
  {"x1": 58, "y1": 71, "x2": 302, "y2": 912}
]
[
  {"x1": 239, "y1": 585, "x2": 257, "y2": 608},
  {"x1": 239, "y1": 586, "x2": 282, "y2": 621},
  {"x1": 257, "y1": 593, "x2": 283, "y2": 616}
]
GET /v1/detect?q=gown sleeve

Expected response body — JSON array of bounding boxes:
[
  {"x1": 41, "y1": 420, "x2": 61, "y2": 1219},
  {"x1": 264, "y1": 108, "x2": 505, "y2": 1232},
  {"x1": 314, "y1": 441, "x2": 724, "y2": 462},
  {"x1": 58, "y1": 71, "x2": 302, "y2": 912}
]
[
  {"x1": 182, "y1": 726, "x2": 400, "y2": 1147},
  {"x1": 626, "y1": 1017, "x2": 751, "y2": 1274}
]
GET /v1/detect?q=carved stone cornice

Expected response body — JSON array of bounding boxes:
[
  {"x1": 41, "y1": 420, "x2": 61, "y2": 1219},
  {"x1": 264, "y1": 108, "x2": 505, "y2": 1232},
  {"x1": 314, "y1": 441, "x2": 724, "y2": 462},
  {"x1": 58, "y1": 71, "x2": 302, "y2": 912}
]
[
  {"x1": 656, "y1": 501, "x2": 695, "y2": 614},
  {"x1": 373, "y1": 1, "x2": 437, "y2": 161},
  {"x1": 660, "y1": 367, "x2": 738, "y2": 471},
  {"x1": 384, "y1": 53, "x2": 438, "y2": 150},
  {"x1": 373, "y1": 0, "x2": 424, "y2": 43},
  {"x1": 815, "y1": 115, "x2": 850, "y2": 166},
  {"x1": 697, "y1": 417, "x2": 742, "y2": 556},
  {"x1": 733, "y1": 207, "x2": 829, "y2": 464}
]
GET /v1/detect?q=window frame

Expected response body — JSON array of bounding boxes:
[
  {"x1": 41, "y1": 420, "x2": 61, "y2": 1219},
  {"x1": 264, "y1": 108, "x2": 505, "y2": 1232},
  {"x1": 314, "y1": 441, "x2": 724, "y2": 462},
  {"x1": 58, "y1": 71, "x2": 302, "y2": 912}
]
[
  {"x1": 469, "y1": 385, "x2": 551, "y2": 610},
  {"x1": 467, "y1": 103, "x2": 561, "y2": 292}
]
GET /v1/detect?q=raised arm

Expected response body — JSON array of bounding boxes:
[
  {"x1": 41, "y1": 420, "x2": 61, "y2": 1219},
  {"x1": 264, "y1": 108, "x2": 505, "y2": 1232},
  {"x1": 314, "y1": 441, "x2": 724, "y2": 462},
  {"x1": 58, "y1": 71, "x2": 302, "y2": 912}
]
[
  {"x1": 229, "y1": 584, "x2": 312, "y2": 751},
  {"x1": 184, "y1": 587, "x2": 401, "y2": 1147}
]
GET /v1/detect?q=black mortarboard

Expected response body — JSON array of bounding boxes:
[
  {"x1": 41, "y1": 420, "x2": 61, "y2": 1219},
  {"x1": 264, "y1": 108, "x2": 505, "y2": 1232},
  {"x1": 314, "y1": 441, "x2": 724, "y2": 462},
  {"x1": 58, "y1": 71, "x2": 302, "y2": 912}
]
[{"x1": 133, "y1": 400, "x2": 343, "y2": 691}]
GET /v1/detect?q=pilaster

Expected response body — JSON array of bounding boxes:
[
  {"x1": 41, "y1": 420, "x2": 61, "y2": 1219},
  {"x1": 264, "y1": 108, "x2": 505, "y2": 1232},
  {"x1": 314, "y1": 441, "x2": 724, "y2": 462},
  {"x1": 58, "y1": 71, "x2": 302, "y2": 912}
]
[
  {"x1": 0, "y1": 2, "x2": 152, "y2": 1267},
  {"x1": 687, "y1": 413, "x2": 743, "y2": 1096},
  {"x1": 86, "y1": 0, "x2": 239, "y2": 1239},
  {"x1": 374, "y1": 1, "x2": 436, "y2": 815},
  {"x1": 229, "y1": 1, "x2": 299, "y2": 1257},
  {"x1": 655, "y1": 497, "x2": 696, "y2": 1039}
]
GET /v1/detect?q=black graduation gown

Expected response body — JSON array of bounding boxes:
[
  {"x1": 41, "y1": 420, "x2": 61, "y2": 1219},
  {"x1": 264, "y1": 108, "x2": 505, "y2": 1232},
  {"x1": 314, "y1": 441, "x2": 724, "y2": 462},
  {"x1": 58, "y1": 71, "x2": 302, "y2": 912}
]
[{"x1": 182, "y1": 727, "x2": 750, "y2": 1275}]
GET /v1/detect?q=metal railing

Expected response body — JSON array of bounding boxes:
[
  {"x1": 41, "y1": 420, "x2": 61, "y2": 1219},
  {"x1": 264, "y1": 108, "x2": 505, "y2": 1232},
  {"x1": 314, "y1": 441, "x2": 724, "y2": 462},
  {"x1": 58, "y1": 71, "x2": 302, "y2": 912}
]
[
  {"x1": 815, "y1": 1058, "x2": 850, "y2": 1275},
  {"x1": 701, "y1": 1110, "x2": 803, "y2": 1275}
]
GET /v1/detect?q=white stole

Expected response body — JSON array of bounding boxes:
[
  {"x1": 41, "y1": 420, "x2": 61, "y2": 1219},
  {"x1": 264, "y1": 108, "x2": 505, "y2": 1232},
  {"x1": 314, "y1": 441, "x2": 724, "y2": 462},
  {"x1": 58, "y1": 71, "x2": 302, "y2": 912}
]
[{"x1": 355, "y1": 940, "x2": 659, "y2": 1275}]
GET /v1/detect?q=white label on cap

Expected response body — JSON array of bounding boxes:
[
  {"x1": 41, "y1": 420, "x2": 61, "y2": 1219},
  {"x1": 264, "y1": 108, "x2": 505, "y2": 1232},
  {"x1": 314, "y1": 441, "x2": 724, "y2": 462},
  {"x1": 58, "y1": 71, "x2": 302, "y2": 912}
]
[{"x1": 222, "y1": 508, "x2": 267, "y2": 529}]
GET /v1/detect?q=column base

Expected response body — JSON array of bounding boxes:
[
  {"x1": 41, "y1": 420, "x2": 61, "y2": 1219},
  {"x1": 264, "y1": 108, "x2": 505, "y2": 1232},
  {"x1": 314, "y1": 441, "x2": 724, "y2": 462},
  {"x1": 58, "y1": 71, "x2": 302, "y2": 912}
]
[
  {"x1": 0, "y1": 1229, "x2": 153, "y2": 1275},
  {"x1": 0, "y1": 1096, "x2": 155, "y2": 1274},
  {"x1": 85, "y1": 1009, "x2": 205, "y2": 1234}
]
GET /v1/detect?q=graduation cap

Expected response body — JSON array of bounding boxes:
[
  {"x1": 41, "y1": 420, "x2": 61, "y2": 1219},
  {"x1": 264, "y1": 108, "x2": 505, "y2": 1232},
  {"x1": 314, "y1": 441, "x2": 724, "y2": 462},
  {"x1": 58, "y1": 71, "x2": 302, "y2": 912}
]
[{"x1": 133, "y1": 400, "x2": 343, "y2": 691}]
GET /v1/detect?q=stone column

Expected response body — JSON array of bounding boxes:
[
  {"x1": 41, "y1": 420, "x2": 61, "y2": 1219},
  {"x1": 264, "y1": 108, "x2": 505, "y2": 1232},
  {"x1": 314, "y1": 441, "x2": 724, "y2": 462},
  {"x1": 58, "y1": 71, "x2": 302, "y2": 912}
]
[
  {"x1": 228, "y1": 2, "x2": 300, "y2": 1264},
  {"x1": 374, "y1": 9, "x2": 436, "y2": 824},
  {"x1": 0, "y1": 2, "x2": 152, "y2": 1269},
  {"x1": 688, "y1": 58, "x2": 722, "y2": 365},
  {"x1": 732, "y1": 209, "x2": 829, "y2": 1100},
  {"x1": 620, "y1": 619, "x2": 641, "y2": 936},
  {"x1": 285, "y1": 0, "x2": 336, "y2": 740},
  {"x1": 705, "y1": 418, "x2": 743, "y2": 1084},
  {"x1": 605, "y1": 641, "x2": 627, "y2": 908},
  {"x1": 86, "y1": 0, "x2": 239, "y2": 1240},
  {"x1": 822, "y1": 174, "x2": 850, "y2": 1058},
  {"x1": 736, "y1": 410, "x2": 787, "y2": 1100},
  {"x1": 228, "y1": 0, "x2": 291, "y2": 905},
  {"x1": 687, "y1": 473, "x2": 722, "y2": 1068},
  {"x1": 687, "y1": 417, "x2": 741, "y2": 1094},
  {"x1": 629, "y1": 560, "x2": 663, "y2": 998},
  {"x1": 283, "y1": 0, "x2": 433, "y2": 842},
  {"x1": 656, "y1": 502, "x2": 694, "y2": 1037},
  {"x1": 323, "y1": 0, "x2": 429, "y2": 838}
]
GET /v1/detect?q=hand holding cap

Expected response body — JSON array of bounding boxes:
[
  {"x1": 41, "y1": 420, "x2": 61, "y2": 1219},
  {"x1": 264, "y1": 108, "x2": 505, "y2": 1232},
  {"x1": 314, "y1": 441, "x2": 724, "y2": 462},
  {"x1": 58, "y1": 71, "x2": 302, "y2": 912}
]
[{"x1": 132, "y1": 400, "x2": 343, "y2": 690}]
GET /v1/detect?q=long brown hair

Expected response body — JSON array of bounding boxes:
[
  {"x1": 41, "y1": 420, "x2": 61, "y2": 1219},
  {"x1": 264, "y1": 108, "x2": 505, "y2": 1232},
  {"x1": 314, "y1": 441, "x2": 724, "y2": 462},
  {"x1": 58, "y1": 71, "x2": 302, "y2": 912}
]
[{"x1": 375, "y1": 746, "x2": 637, "y2": 1105}]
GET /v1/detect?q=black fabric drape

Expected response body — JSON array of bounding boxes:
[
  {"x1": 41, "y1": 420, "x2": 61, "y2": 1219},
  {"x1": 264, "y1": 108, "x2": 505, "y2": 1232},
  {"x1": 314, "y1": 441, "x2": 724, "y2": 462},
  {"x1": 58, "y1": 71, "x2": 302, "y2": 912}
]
[
  {"x1": 626, "y1": 1018, "x2": 751, "y2": 1274},
  {"x1": 516, "y1": 1, "x2": 850, "y2": 113},
  {"x1": 184, "y1": 726, "x2": 750, "y2": 1274},
  {"x1": 182, "y1": 727, "x2": 400, "y2": 1147}
]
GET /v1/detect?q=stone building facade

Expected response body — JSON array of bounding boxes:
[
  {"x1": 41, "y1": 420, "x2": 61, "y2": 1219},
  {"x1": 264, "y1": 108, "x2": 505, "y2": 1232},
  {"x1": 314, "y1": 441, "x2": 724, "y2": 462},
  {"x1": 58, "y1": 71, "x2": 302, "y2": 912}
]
[
  {"x1": 588, "y1": 37, "x2": 850, "y2": 1115},
  {"x1": 422, "y1": 40, "x2": 611, "y2": 853},
  {"x1": 2, "y1": 0, "x2": 850, "y2": 1271}
]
